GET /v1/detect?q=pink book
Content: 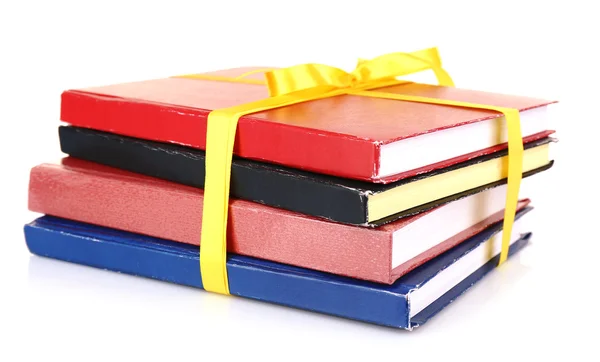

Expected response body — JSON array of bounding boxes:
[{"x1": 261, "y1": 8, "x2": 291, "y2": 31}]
[{"x1": 28, "y1": 158, "x2": 530, "y2": 284}]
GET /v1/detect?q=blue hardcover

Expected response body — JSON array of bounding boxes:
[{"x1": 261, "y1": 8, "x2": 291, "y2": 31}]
[{"x1": 24, "y1": 209, "x2": 531, "y2": 329}]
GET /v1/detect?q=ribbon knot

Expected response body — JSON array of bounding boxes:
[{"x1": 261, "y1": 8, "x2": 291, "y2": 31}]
[{"x1": 339, "y1": 73, "x2": 359, "y2": 88}]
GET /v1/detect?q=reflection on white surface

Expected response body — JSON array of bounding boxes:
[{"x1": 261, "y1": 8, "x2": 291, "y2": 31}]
[
  {"x1": 26, "y1": 246, "x2": 532, "y2": 332},
  {"x1": 15, "y1": 218, "x2": 585, "y2": 360},
  {"x1": 26, "y1": 254, "x2": 380, "y2": 330}
]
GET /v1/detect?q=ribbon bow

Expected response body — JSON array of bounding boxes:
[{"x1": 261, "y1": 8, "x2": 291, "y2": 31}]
[
  {"x1": 264, "y1": 47, "x2": 454, "y2": 96},
  {"x1": 181, "y1": 47, "x2": 523, "y2": 296}
]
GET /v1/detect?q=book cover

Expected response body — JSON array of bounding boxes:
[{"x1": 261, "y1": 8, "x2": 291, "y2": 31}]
[
  {"x1": 24, "y1": 209, "x2": 531, "y2": 329},
  {"x1": 60, "y1": 69, "x2": 555, "y2": 182},
  {"x1": 59, "y1": 126, "x2": 553, "y2": 225},
  {"x1": 28, "y1": 157, "x2": 530, "y2": 284}
]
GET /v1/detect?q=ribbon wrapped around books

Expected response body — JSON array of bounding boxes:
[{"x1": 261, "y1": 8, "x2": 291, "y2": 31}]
[{"x1": 177, "y1": 47, "x2": 523, "y2": 295}]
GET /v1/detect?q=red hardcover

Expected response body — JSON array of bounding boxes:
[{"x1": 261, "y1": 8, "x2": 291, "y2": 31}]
[
  {"x1": 60, "y1": 68, "x2": 554, "y2": 182},
  {"x1": 28, "y1": 158, "x2": 529, "y2": 284}
]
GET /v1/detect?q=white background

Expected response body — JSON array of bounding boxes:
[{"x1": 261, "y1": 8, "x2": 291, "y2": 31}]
[{"x1": 1, "y1": 0, "x2": 598, "y2": 360}]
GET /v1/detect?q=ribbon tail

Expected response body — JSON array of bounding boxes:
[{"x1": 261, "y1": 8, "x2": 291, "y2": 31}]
[
  {"x1": 200, "y1": 109, "x2": 238, "y2": 294},
  {"x1": 498, "y1": 109, "x2": 524, "y2": 264}
]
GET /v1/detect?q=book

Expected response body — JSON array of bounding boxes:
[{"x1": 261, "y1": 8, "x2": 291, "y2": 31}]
[
  {"x1": 24, "y1": 209, "x2": 531, "y2": 329},
  {"x1": 28, "y1": 157, "x2": 531, "y2": 283},
  {"x1": 60, "y1": 68, "x2": 555, "y2": 182},
  {"x1": 58, "y1": 126, "x2": 553, "y2": 225}
]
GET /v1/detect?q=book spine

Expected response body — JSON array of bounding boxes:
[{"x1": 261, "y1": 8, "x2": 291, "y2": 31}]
[
  {"x1": 28, "y1": 163, "x2": 394, "y2": 284},
  {"x1": 59, "y1": 126, "x2": 371, "y2": 225},
  {"x1": 25, "y1": 218, "x2": 411, "y2": 328},
  {"x1": 60, "y1": 91, "x2": 379, "y2": 181}
]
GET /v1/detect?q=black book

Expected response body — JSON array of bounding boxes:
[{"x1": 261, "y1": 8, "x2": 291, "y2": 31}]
[{"x1": 59, "y1": 126, "x2": 554, "y2": 226}]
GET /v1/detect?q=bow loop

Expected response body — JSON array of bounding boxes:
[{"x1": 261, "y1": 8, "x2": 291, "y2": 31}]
[{"x1": 264, "y1": 47, "x2": 454, "y2": 97}]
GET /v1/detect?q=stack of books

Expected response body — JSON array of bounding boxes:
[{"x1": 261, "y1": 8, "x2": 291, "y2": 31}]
[{"x1": 24, "y1": 66, "x2": 556, "y2": 329}]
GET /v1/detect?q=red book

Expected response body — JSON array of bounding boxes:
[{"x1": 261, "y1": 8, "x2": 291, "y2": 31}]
[
  {"x1": 60, "y1": 68, "x2": 555, "y2": 182},
  {"x1": 28, "y1": 158, "x2": 530, "y2": 284}
]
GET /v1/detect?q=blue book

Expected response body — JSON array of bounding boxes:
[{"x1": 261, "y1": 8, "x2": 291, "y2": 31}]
[{"x1": 24, "y1": 209, "x2": 532, "y2": 329}]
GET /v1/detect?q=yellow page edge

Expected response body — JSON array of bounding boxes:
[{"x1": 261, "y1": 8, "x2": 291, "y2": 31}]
[{"x1": 367, "y1": 144, "x2": 550, "y2": 222}]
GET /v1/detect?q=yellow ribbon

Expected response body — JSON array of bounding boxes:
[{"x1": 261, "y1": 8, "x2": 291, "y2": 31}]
[{"x1": 182, "y1": 47, "x2": 522, "y2": 295}]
